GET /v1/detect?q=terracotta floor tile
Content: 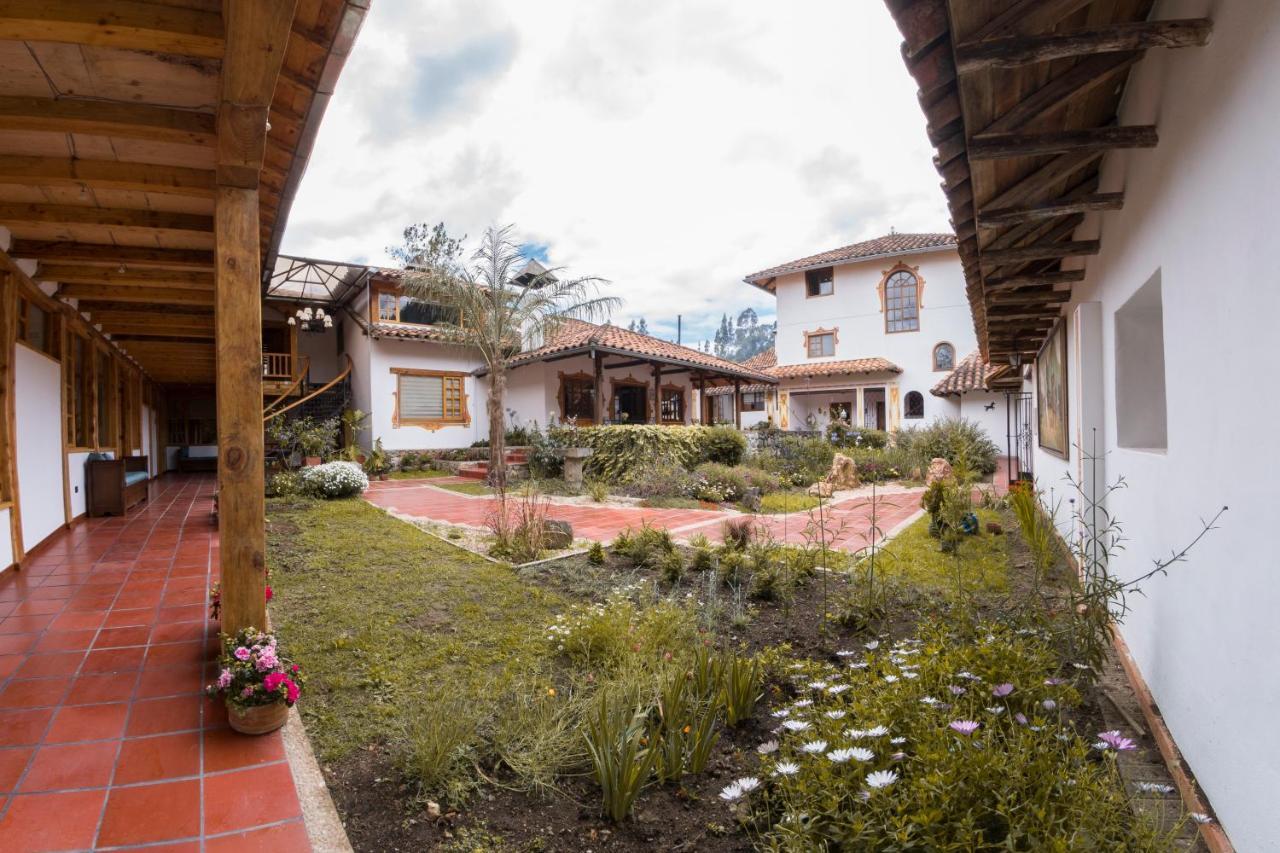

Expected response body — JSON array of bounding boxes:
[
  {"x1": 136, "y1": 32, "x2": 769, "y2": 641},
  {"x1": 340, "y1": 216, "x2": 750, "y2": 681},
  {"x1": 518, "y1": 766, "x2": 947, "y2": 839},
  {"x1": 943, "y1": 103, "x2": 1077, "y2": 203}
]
[
  {"x1": 0, "y1": 747, "x2": 33, "y2": 793},
  {"x1": 202, "y1": 727, "x2": 285, "y2": 773},
  {"x1": 113, "y1": 731, "x2": 200, "y2": 785},
  {"x1": 0, "y1": 655, "x2": 21, "y2": 680},
  {"x1": 15, "y1": 651, "x2": 85, "y2": 679},
  {"x1": 0, "y1": 789, "x2": 106, "y2": 851},
  {"x1": 137, "y1": 665, "x2": 206, "y2": 699},
  {"x1": 202, "y1": 762, "x2": 300, "y2": 835},
  {"x1": 0, "y1": 614, "x2": 57, "y2": 635},
  {"x1": 93, "y1": 625, "x2": 152, "y2": 648},
  {"x1": 0, "y1": 633, "x2": 38, "y2": 656},
  {"x1": 205, "y1": 820, "x2": 311, "y2": 852},
  {"x1": 45, "y1": 701, "x2": 129, "y2": 743},
  {"x1": 103, "y1": 608, "x2": 155, "y2": 628},
  {"x1": 0, "y1": 678, "x2": 71, "y2": 710},
  {"x1": 32, "y1": 629, "x2": 98, "y2": 653},
  {"x1": 82, "y1": 646, "x2": 147, "y2": 674},
  {"x1": 125, "y1": 696, "x2": 202, "y2": 737},
  {"x1": 0, "y1": 709, "x2": 54, "y2": 747},
  {"x1": 19, "y1": 740, "x2": 119, "y2": 792},
  {"x1": 66, "y1": 671, "x2": 141, "y2": 705},
  {"x1": 47, "y1": 610, "x2": 106, "y2": 632},
  {"x1": 98, "y1": 778, "x2": 200, "y2": 846}
]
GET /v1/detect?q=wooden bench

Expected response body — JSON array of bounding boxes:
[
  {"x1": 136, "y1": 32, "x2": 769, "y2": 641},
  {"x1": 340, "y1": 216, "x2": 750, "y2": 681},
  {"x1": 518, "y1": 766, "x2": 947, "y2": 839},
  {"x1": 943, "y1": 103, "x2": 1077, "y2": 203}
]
[{"x1": 86, "y1": 455, "x2": 150, "y2": 517}]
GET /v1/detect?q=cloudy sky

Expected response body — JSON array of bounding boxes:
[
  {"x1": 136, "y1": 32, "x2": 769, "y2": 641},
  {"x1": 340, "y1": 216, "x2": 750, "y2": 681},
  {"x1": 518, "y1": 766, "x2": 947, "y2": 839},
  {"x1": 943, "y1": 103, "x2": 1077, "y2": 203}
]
[{"x1": 282, "y1": 0, "x2": 950, "y2": 348}]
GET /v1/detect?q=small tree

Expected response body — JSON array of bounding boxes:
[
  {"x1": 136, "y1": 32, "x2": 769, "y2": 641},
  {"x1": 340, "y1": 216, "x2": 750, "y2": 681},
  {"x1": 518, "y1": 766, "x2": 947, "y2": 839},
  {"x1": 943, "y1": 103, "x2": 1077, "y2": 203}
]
[{"x1": 400, "y1": 225, "x2": 618, "y2": 489}]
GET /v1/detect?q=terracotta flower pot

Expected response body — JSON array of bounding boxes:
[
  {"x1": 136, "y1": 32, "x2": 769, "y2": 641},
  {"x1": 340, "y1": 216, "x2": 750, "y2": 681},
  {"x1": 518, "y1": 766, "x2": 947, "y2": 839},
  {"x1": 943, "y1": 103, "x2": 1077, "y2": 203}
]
[
  {"x1": 228, "y1": 700, "x2": 288, "y2": 735},
  {"x1": 304, "y1": 456, "x2": 322, "y2": 467}
]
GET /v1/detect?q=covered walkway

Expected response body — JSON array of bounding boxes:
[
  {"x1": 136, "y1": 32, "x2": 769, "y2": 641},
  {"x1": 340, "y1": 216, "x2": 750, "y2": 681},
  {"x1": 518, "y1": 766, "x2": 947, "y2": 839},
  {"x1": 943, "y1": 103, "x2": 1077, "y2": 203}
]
[{"x1": 0, "y1": 476, "x2": 308, "y2": 851}]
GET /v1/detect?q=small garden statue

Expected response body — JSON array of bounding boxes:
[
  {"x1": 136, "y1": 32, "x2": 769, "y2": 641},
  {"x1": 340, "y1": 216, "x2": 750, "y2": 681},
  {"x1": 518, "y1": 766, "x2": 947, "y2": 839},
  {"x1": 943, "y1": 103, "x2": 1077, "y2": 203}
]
[{"x1": 925, "y1": 457, "x2": 953, "y2": 485}]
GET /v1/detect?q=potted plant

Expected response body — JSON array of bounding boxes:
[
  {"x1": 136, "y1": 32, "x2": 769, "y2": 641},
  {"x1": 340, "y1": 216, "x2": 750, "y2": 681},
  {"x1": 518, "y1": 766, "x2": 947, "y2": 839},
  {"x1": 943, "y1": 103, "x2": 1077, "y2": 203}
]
[
  {"x1": 208, "y1": 627, "x2": 303, "y2": 735},
  {"x1": 338, "y1": 409, "x2": 370, "y2": 463},
  {"x1": 364, "y1": 438, "x2": 391, "y2": 481},
  {"x1": 297, "y1": 417, "x2": 337, "y2": 466}
]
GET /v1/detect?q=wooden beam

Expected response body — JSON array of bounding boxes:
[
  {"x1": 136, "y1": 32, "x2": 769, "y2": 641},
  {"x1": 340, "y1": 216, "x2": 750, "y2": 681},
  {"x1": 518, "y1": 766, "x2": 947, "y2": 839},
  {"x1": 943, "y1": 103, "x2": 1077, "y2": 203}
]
[
  {"x1": 59, "y1": 284, "x2": 214, "y2": 306},
  {"x1": 733, "y1": 379, "x2": 741, "y2": 429},
  {"x1": 217, "y1": 0, "x2": 297, "y2": 189},
  {"x1": 965, "y1": 0, "x2": 1092, "y2": 41},
  {"x1": 36, "y1": 264, "x2": 213, "y2": 289},
  {"x1": 955, "y1": 19, "x2": 1213, "y2": 72},
  {"x1": 0, "y1": 0, "x2": 224, "y2": 58},
  {"x1": 981, "y1": 240, "x2": 1099, "y2": 267},
  {"x1": 652, "y1": 362, "x2": 661, "y2": 425},
  {"x1": 96, "y1": 323, "x2": 216, "y2": 340},
  {"x1": 984, "y1": 270, "x2": 1087, "y2": 291},
  {"x1": 0, "y1": 96, "x2": 215, "y2": 148},
  {"x1": 980, "y1": 150, "x2": 1101, "y2": 214},
  {"x1": 9, "y1": 241, "x2": 214, "y2": 270},
  {"x1": 969, "y1": 126, "x2": 1157, "y2": 161},
  {"x1": 988, "y1": 289, "x2": 1072, "y2": 305},
  {"x1": 0, "y1": 204, "x2": 212, "y2": 235},
  {"x1": 978, "y1": 52, "x2": 1140, "y2": 136},
  {"x1": 593, "y1": 352, "x2": 604, "y2": 424},
  {"x1": 0, "y1": 156, "x2": 214, "y2": 198},
  {"x1": 979, "y1": 193, "x2": 1124, "y2": 227},
  {"x1": 0, "y1": 269, "x2": 21, "y2": 565}
]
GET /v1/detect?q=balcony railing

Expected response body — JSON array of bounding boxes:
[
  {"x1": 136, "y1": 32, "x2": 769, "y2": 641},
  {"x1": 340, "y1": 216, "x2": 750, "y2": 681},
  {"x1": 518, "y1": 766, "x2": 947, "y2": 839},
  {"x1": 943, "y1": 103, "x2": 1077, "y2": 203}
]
[{"x1": 262, "y1": 352, "x2": 294, "y2": 380}]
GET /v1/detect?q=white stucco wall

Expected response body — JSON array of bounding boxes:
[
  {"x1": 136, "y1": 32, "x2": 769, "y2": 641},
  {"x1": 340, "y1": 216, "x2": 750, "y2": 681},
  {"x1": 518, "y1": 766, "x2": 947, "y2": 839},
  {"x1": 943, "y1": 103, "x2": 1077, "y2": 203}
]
[
  {"x1": 67, "y1": 451, "x2": 93, "y2": 519},
  {"x1": 298, "y1": 324, "x2": 341, "y2": 383},
  {"x1": 769, "y1": 247, "x2": 987, "y2": 436},
  {"x1": 956, "y1": 392, "x2": 1009, "y2": 453},
  {"x1": 367, "y1": 337, "x2": 488, "y2": 450},
  {"x1": 0, "y1": 508, "x2": 11, "y2": 571},
  {"x1": 1021, "y1": 4, "x2": 1277, "y2": 846},
  {"x1": 342, "y1": 301, "x2": 373, "y2": 447},
  {"x1": 14, "y1": 344, "x2": 64, "y2": 552}
]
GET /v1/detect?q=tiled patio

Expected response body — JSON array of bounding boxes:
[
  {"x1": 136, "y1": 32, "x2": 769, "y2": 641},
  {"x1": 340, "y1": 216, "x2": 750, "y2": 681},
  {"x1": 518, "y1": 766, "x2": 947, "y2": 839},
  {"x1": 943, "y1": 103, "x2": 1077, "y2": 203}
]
[
  {"x1": 365, "y1": 479, "x2": 925, "y2": 551},
  {"x1": 0, "y1": 476, "x2": 310, "y2": 852}
]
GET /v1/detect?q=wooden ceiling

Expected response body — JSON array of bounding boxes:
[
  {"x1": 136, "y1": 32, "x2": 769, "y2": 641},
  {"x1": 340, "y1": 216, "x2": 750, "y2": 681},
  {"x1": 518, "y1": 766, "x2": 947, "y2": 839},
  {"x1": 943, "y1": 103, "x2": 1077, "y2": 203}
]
[
  {"x1": 885, "y1": 0, "x2": 1212, "y2": 363},
  {"x1": 0, "y1": 0, "x2": 367, "y2": 385}
]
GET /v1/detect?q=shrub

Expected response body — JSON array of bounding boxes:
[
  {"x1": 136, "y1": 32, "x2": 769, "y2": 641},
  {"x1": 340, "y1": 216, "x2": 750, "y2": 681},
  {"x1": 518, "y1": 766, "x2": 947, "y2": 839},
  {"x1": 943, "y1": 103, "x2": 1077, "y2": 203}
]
[
  {"x1": 622, "y1": 459, "x2": 696, "y2": 500},
  {"x1": 897, "y1": 417, "x2": 999, "y2": 475},
  {"x1": 299, "y1": 461, "x2": 368, "y2": 498},
  {"x1": 718, "y1": 550, "x2": 745, "y2": 587},
  {"x1": 612, "y1": 521, "x2": 674, "y2": 569},
  {"x1": 719, "y1": 653, "x2": 762, "y2": 727},
  {"x1": 697, "y1": 425, "x2": 747, "y2": 465},
  {"x1": 399, "y1": 451, "x2": 421, "y2": 472},
  {"x1": 752, "y1": 435, "x2": 834, "y2": 485},
  {"x1": 740, "y1": 466, "x2": 784, "y2": 494},
  {"x1": 586, "y1": 479, "x2": 609, "y2": 502},
  {"x1": 721, "y1": 517, "x2": 754, "y2": 550},
  {"x1": 758, "y1": 491, "x2": 820, "y2": 514},
  {"x1": 266, "y1": 470, "x2": 304, "y2": 498},
  {"x1": 690, "y1": 547, "x2": 714, "y2": 572},
  {"x1": 659, "y1": 549, "x2": 684, "y2": 586},
  {"x1": 399, "y1": 690, "x2": 483, "y2": 804},
  {"x1": 826, "y1": 420, "x2": 889, "y2": 449},
  {"x1": 587, "y1": 541, "x2": 606, "y2": 565},
  {"x1": 487, "y1": 488, "x2": 549, "y2": 563},
  {"x1": 583, "y1": 688, "x2": 656, "y2": 822},
  {"x1": 692, "y1": 462, "x2": 748, "y2": 503}
]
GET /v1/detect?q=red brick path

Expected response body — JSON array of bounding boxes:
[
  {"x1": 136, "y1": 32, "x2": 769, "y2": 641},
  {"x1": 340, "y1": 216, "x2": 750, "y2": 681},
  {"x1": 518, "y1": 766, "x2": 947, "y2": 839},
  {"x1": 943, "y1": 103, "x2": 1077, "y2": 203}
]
[
  {"x1": 0, "y1": 475, "x2": 310, "y2": 852},
  {"x1": 365, "y1": 480, "x2": 924, "y2": 552}
]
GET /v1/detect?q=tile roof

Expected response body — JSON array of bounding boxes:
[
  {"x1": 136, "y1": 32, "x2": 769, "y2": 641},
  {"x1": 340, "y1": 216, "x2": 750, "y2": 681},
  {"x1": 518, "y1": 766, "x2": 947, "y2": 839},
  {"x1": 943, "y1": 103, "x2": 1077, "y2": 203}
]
[
  {"x1": 369, "y1": 322, "x2": 466, "y2": 342},
  {"x1": 741, "y1": 347, "x2": 776, "y2": 371},
  {"x1": 930, "y1": 350, "x2": 1007, "y2": 396},
  {"x1": 744, "y1": 232, "x2": 957, "y2": 287},
  {"x1": 768, "y1": 357, "x2": 901, "y2": 379},
  {"x1": 507, "y1": 319, "x2": 777, "y2": 383}
]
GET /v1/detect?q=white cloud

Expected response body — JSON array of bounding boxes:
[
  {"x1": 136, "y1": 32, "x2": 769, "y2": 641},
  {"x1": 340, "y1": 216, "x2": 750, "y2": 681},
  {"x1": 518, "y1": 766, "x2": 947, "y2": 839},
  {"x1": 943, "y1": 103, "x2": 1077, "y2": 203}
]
[{"x1": 282, "y1": 0, "x2": 949, "y2": 345}]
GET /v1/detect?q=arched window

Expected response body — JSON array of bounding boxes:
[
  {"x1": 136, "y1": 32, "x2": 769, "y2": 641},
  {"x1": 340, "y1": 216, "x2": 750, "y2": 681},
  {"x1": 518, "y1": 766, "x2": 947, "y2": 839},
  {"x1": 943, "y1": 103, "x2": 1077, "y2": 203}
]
[
  {"x1": 933, "y1": 342, "x2": 955, "y2": 371},
  {"x1": 884, "y1": 269, "x2": 920, "y2": 332},
  {"x1": 904, "y1": 391, "x2": 924, "y2": 419}
]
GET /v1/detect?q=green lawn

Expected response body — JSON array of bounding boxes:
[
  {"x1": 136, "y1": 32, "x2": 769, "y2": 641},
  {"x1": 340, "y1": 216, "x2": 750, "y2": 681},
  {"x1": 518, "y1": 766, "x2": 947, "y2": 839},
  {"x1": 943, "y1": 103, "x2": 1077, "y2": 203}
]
[
  {"x1": 266, "y1": 498, "x2": 560, "y2": 763},
  {"x1": 868, "y1": 507, "x2": 1010, "y2": 594}
]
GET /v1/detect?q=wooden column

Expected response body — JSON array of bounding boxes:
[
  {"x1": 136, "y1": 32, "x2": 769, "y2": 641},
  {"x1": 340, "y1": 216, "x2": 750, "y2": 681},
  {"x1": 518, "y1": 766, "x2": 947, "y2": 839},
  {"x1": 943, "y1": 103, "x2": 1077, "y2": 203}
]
[
  {"x1": 733, "y1": 379, "x2": 741, "y2": 428},
  {"x1": 0, "y1": 270, "x2": 22, "y2": 566},
  {"x1": 651, "y1": 362, "x2": 661, "y2": 424},
  {"x1": 593, "y1": 351, "x2": 604, "y2": 424},
  {"x1": 215, "y1": 186, "x2": 266, "y2": 633},
  {"x1": 855, "y1": 387, "x2": 865, "y2": 428},
  {"x1": 694, "y1": 375, "x2": 703, "y2": 424},
  {"x1": 215, "y1": 0, "x2": 295, "y2": 635}
]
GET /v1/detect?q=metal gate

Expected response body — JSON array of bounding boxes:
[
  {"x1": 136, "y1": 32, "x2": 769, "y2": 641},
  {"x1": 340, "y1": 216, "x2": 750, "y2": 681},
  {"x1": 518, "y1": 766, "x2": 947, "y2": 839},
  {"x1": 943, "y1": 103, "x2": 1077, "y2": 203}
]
[{"x1": 1005, "y1": 391, "x2": 1034, "y2": 484}]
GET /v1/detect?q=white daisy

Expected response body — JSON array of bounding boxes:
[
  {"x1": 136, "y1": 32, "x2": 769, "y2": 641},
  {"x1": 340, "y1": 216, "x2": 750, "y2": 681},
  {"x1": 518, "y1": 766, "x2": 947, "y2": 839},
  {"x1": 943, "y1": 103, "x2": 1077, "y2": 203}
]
[
  {"x1": 890, "y1": 737, "x2": 906, "y2": 745},
  {"x1": 827, "y1": 746, "x2": 874, "y2": 763},
  {"x1": 1190, "y1": 813, "x2": 1213, "y2": 824},
  {"x1": 799, "y1": 740, "x2": 829, "y2": 754},
  {"x1": 903, "y1": 671, "x2": 919, "y2": 679},
  {"x1": 864, "y1": 725, "x2": 889, "y2": 738},
  {"x1": 824, "y1": 710, "x2": 846, "y2": 720},
  {"x1": 1135, "y1": 782, "x2": 1174, "y2": 794},
  {"x1": 773, "y1": 761, "x2": 800, "y2": 777},
  {"x1": 986, "y1": 706, "x2": 1005, "y2": 715},
  {"x1": 835, "y1": 650, "x2": 857, "y2": 657},
  {"x1": 826, "y1": 684, "x2": 850, "y2": 695},
  {"x1": 883, "y1": 675, "x2": 899, "y2": 683},
  {"x1": 865, "y1": 769, "x2": 899, "y2": 789},
  {"x1": 771, "y1": 708, "x2": 791, "y2": 719},
  {"x1": 848, "y1": 662, "x2": 869, "y2": 670},
  {"x1": 808, "y1": 681, "x2": 829, "y2": 691},
  {"x1": 792, "y1": 699, "x2": 813, "y2": 708},
  {"x1": 782, "y1": 720, "x2": 811, "y2": 733},
  {"x1": 719, "y1": 781, "x2": 745, "y2": 801},
  {"x1": 865, "y1": 640, "x2": 880, "y2": 650},
  {"x1": 757, "y1": 740, "x2": 779, "y2": 755},
  {"x1": 920, "y1": 696, "x2": 940, "y2": 706}
]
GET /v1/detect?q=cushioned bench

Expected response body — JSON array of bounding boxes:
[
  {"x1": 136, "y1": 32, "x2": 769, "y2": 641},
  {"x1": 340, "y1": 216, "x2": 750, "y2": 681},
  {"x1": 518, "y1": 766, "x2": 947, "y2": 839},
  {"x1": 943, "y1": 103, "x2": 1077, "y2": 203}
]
[
  {"x1": 176, "y1": 446, "x2": 218, "y2": 473},
  {"x1": 86, "y1": 454, "x2": 150, "y2": 517}
]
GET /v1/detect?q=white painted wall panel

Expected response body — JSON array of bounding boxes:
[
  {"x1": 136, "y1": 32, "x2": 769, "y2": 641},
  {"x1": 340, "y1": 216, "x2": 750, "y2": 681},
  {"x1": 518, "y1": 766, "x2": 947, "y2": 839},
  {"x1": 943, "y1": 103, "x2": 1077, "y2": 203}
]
[
  {"x1": 0, "y1": 508, "x2": 12, "y2": 571},
  {"x1": 14, "y1": 345, "x2": 64, "y2": 552}
]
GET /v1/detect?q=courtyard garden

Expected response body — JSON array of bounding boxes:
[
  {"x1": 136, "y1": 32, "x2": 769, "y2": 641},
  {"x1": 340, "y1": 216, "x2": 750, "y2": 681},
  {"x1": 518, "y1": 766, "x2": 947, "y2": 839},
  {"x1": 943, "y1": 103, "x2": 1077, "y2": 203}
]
[{"x1": 264, "y1": 434, "x2": 1202, "y2": 851}]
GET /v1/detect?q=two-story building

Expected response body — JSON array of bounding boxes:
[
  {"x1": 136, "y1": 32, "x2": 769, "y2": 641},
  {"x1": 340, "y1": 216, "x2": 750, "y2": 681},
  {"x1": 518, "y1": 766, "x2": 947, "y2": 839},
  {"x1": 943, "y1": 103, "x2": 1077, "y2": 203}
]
[{"x1": 738, "y1": 232, "x2": 1008, "y2": 440}]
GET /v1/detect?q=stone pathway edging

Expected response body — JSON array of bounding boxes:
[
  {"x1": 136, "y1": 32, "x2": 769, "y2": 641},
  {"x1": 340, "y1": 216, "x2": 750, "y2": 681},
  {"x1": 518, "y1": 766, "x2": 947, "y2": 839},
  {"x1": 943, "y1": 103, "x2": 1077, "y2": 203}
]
[{"x1": 282, "y1": 707, "x2": 353, "y2": 853}]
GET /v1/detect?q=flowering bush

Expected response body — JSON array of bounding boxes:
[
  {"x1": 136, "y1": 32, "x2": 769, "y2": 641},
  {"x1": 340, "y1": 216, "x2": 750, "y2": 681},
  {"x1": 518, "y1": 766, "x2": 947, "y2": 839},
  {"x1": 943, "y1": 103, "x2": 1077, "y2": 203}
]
[
  {"x1": 299, "y1": 460, "x2": 368, "y2": 498},
  {"x1": 207, "y1": 580, "x2": 272, "y2": 620},
  {"x1": 208, "y1": 627, "x2": 304, "y2": 709}
]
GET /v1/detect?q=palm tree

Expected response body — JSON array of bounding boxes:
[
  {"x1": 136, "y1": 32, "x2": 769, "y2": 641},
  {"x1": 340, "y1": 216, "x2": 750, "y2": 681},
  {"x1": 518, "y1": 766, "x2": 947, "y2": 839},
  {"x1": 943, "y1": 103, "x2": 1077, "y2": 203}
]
[{"x1": 400, "y1": 225, "x2": 619, "y2": 490}]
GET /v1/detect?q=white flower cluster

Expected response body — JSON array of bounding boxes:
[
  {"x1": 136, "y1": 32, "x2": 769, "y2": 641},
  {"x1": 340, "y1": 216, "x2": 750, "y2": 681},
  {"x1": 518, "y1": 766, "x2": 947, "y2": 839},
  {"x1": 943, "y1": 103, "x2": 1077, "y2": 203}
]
[{"x1": 300, "y1": 461, "x2": 368, "y2": 498}]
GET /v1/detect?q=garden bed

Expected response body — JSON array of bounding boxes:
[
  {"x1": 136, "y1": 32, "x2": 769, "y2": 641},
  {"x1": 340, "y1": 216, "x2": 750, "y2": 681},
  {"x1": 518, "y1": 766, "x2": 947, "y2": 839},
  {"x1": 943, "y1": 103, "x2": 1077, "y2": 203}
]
[{"x1": 268, "y1": 495, "x2": 1194, "y2": 852}]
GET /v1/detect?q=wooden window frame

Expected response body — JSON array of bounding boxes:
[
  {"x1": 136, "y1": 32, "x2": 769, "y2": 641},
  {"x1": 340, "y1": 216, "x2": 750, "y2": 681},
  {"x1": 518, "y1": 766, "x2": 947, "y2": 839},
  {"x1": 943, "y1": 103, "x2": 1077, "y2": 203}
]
[
  {"x1": 370, "y1": 280, "x2": 462, "y2": 328},
  {"x1": 932, "y1": 341, "x2": 955, "y2": 372},
  {"x1": 390, "y1": 367, "x2": 470, "y2": 430},
  {"x1": 878, "y1": 262, "x2": 923, "y2": 334},
  {"x1": 94, "y1": 345, "x2": 116, "y2": 451},
  {"x1": 557, "y1": 371, "x2": 596, "y2": 425},
  {"x1": 659, "y1": 382, "x2": 686, "y2": 424},
  {"x1": 15, "y1": 290, "x2": 60, "y2": 361},
  {"x1": 741, "y1": 390, "x2": 766, "y2": 412},
  {"x1": 803, "y1": 327, "x2": 838, "y2": 359},
  {"x1": 64, "y1": 330, "x2": 96, "y2": 450},
  {"x1": 805, "y1": 266, "x2": 834, "y2": 298},
  {"x1": 609, "y1": 376, "x2": 650, "y2": 424},
  {"x1": 904, "y1": 390, "x2": 925, "y2": 420}
]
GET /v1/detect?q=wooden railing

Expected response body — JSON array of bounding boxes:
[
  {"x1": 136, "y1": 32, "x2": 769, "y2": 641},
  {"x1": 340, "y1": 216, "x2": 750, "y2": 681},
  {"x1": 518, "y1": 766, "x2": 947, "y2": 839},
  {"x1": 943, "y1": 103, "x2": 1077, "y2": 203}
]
[
  {"x1": 262, "y1": 355, "x2": 311, "y2": 418},
  {"x1": 262, "y1": 352, "x2": 293, "y2": 380},
  {"x1": 264, "y1": 354, "x2": 352, "y2": 422}
]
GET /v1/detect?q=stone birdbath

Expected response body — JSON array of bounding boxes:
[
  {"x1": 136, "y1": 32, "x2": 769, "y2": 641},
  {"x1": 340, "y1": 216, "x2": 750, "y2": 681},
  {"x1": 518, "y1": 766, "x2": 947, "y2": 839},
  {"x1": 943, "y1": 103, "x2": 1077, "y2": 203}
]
[{"x1": 559, "y1": 447, "x2": 594, "y2": 489}]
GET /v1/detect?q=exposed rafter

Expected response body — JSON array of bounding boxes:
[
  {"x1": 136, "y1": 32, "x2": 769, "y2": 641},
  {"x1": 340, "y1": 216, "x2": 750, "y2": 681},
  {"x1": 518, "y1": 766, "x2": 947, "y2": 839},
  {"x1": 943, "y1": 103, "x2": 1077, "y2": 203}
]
[
  {"x1": 0, "y1": 0, "x2": 224, "y2": 58},
  {"x1": 955, "y1": 19, "x2": 1213, "y2": 72},
  {"x1": 0, "y1": 156, "x2": 214, "y2": 197},
  {"x1": 9, "y1": 241, "x2": 214, "y2": 271},
  {"x1": 978, "y1": 193, "x2": 1124, "y2": 227},
  {"x1": 969, "y1": 126, "x2": 1157, "y2": 161},
  {"x1": 0, "y1": 204, "x2": 212, "y2": 234},
  {"x1": 0, "y1": 96, "x2": 216, "y2": 147}
]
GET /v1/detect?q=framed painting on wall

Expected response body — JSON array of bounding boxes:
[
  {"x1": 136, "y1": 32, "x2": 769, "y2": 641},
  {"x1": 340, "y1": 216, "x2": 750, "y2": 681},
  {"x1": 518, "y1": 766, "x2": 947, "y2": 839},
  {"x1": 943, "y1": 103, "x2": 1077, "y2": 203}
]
[{"x1": 1036, "y1": 319, "x2": 1069, "y2": 458}]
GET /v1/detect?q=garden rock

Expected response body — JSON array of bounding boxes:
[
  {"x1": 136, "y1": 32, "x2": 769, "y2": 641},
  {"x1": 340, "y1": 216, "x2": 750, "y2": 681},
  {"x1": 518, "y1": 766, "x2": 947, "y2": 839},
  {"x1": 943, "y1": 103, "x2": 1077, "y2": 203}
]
[
  {"x1": 808, "y1": 481, "x2": 834, "y2": 498},
  {"x1": 925, "y1": 457, "x2": 953, "y2": 485},
  {"x1": 826, "y1": 453, "x2": 860, "y2": 490},
  {"x1": 741, "y1": 487, "x2": 762, "y2": 512},
  {"x1": 543, "y1": 519, "x2": 573, "y2": 549}
]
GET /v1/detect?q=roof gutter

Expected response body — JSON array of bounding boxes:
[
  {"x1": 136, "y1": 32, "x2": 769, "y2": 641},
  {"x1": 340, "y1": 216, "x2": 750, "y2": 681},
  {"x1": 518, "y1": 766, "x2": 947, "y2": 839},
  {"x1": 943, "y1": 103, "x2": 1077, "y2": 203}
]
[{"x1": 261, "y1": 0, "x2": 371, "y2": 291}]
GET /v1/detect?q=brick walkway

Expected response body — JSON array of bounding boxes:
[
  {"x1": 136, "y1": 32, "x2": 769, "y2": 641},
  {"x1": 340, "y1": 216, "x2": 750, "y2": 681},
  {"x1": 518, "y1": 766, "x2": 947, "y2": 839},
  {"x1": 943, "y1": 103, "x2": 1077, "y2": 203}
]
[
  {"x1": 365, "y1": 480, "x2": 924, "y2": 551},
  {"x1": 0, "y1": 475, "x2": 310, "y2": 852}
]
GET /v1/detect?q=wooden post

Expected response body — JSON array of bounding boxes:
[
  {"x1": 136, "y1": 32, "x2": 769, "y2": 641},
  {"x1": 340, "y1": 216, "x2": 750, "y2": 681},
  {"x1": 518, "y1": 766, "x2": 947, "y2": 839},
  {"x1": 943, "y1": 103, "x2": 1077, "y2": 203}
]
[
  {"x1": 215, "y1": 186, "x2": 266, "y2": 633},
  {"x1": 855, "y1": 387, "x2": 865, "y2": 428},
  {"x1": 214, "y1": 0, "x2": 295, "y2": 635},
  {"x1": 733, "y1": 379, "x2": 741, "y2": 429},
  {"x1": 593, "y1": 351, "x2": 604, "y2": 424},
  {"x1": 0, "y1": 270, "x2": 22, "y2": 566},
  {"x1": 652, "y1": 362, "x2": 661, "y2": 424},
  {"x1": 694, "y1": 375, "x2": 703, "y2": 424}
]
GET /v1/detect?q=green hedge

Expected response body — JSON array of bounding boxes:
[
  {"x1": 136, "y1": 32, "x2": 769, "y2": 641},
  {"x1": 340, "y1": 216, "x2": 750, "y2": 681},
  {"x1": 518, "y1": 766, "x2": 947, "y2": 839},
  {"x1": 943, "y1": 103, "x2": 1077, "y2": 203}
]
[{"x1": 554, "y1": 425, "x2": 746, "y2": 481}]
